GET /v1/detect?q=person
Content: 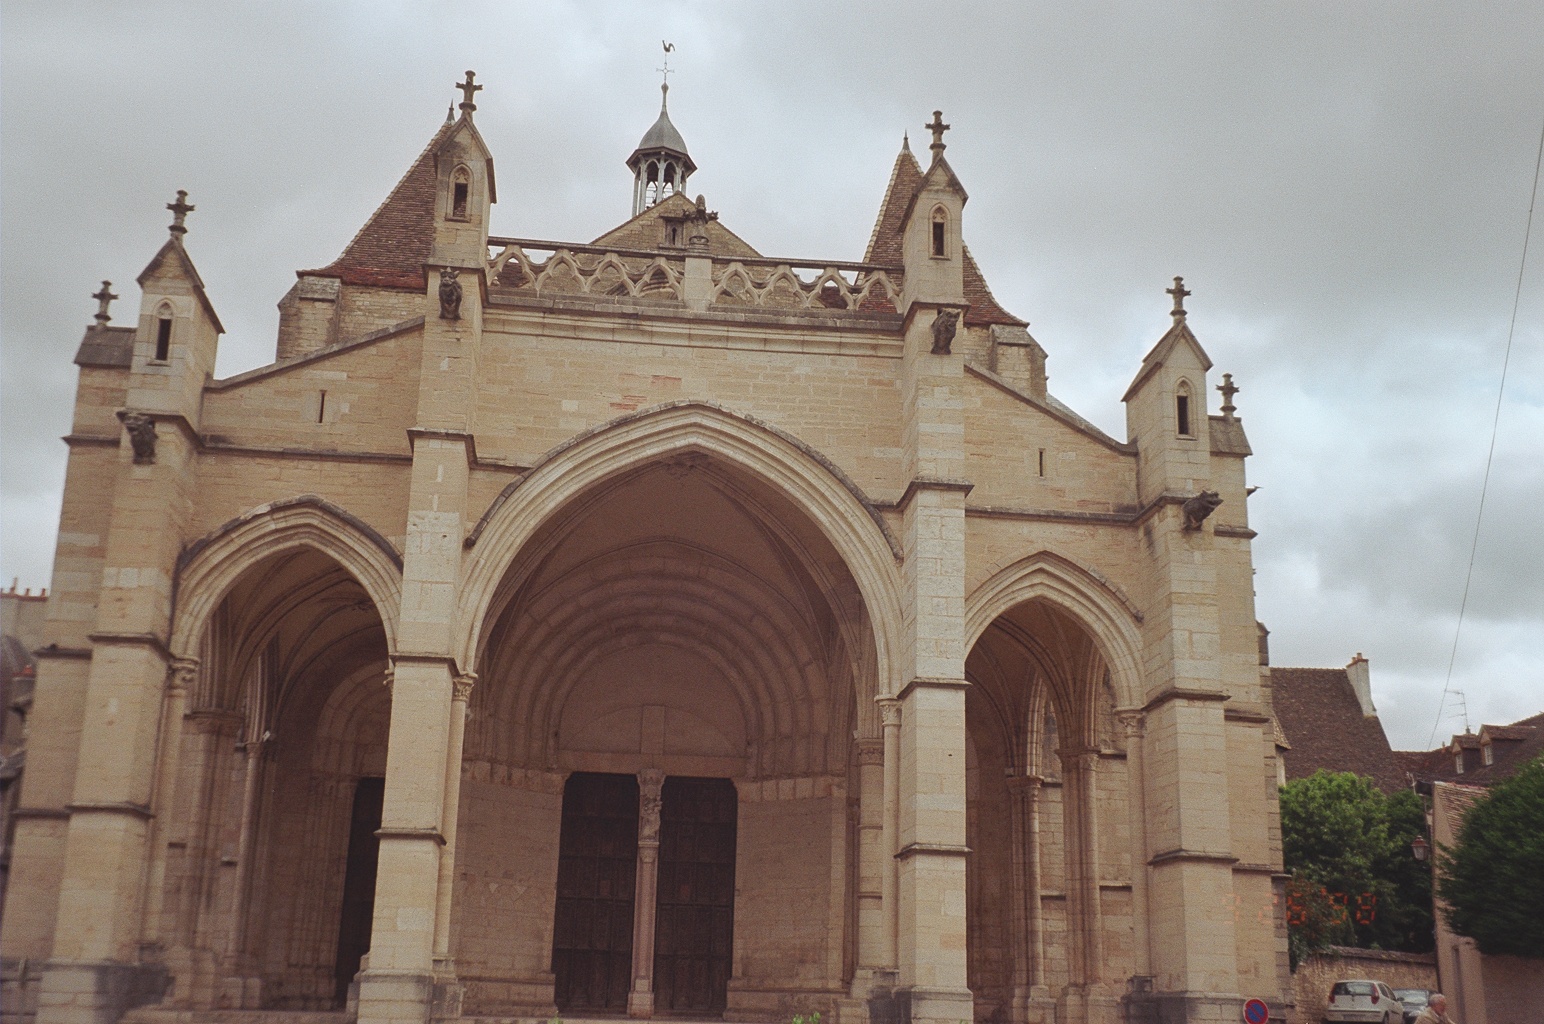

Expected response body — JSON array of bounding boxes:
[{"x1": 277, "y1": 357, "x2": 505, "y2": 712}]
[{"x1": 1414, "y1": 993, "x2": 1455, "y2": 1024}]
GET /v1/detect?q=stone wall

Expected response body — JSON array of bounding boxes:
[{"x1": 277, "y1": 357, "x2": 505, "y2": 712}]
[{"x1": 1293, "y1": 947, "x2": 1436, "y2": 1024}]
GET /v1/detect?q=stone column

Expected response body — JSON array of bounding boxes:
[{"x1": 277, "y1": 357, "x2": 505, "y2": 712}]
[
  {"x1": 137, "y1": 656, "x2": 197, "y2": 951},
  {"x1": 878, "y1": 698, "x2": 902, "y2": 972},
  {"x1": 1116, "y1": 710, "x2": 1151, "y2": 980},
  {"x1": 432, "y1": 672, "x2": 476, "y2": 972},
  {"x1": 360, "y1": 655, "x2": 455, "y2": 1024},
  {"x1": 1058, "y1": 748, "x2": 1104, "y2": 988},
  {"x1": 628, "y1": 769, "x2": 665, "y2": 1017},
  {"x1": 853, "y1": 737, "x2": 886, "y2": 985},
  {"x1": 225, "y1": 735, "x2": 267, "y2": 965},
  {"x1": 1007, "y1": 772, "x2": 1050, "y2": 1016}
]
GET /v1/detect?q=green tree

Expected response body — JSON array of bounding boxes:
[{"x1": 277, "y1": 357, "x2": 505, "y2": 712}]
[
  {"x1": 1279, "y1": 771, "x2": 1433, "y2": 962},
  {"x1": 1438, "y1": 755, "x2": 1544, "y2": 957}
]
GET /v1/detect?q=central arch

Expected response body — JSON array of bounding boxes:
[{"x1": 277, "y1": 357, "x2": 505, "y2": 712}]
[{"x1": 457, "y1": 402, "x2": 905, "y2": 712}]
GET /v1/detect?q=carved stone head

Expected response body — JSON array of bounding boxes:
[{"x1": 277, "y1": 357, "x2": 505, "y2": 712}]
[{"x1": 931, "y1": 308, "x2": 960, "y2": 355}]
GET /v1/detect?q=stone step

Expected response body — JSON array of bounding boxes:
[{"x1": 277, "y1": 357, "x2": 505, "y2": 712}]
[{"x1": 120, "y1": 1011, "x2": 350, "y2": 1024}]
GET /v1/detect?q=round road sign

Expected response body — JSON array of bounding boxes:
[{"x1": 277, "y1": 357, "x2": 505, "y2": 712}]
[{"x1": 1242, "y1": 998, "x2": 1270, "y2": 1024}]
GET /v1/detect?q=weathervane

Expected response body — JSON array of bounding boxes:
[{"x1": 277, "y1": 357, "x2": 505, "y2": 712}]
[
  {"x1": 658, "y1": 41, "x2": 675, "y2": 87},
  {"x1": 1167, "y1": 276, "x2": 1191, "y2": 319}
]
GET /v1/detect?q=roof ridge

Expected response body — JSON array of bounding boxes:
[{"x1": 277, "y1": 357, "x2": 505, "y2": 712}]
[
  {"x1": 864, "y1": 144, "x2": 922, "y2": 264},
  {"x1": 302, "y1": 119, "x2": 455, "y2": 288}
]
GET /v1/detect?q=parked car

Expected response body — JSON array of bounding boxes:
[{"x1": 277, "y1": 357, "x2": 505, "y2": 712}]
[
  {"x1": 1392, "y1": 989, "x2": 1433, "y2": 1024},
  {"x1": 1325, "y1": 980, "x2": 1403, "y2": 1024}
]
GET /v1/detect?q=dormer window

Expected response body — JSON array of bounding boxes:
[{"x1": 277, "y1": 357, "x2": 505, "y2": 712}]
[
  {"x1": 1483, "y1": 741, "x2": 1494, "y2": 766},
  {"x1": 931, "y1": 206, "x2": 948, "y2": 257},
  {"x1": 450, "y1": 166, "x2": 471, "y2": 220},
  {"x1": 154, "y1": 304, "x2": 173, "y2": 362},
  {"x1": 1175, "y1": 381, "x2": 1194, "y2": 437},
  {"x1": 1454, "y1": 751, "x2": 1464, "y2": 774}
]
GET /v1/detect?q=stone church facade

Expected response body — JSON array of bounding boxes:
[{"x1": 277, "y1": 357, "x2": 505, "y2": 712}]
[{"x1": 1, "y1": 76, "x2": 1290, "y2": 1024}]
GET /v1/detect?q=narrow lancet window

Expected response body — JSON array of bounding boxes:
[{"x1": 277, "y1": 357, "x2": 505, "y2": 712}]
[
  {"x1": 1175, "y1": 383, "x2": 1193, "y2": 437},
  {"x1": 931, "y1": 207, "x2": 948, "y2": 257},
  {"x1": 451, "y1": 167, "x2": 471, "y2": 219},
  {"x1": 154, "y1": 311, "x2": 173, "y2": 361}
]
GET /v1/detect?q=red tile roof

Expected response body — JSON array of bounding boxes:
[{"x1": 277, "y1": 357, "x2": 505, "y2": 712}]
[
  {"x1": 862, "y1": 144, "x2": 1025, "y2": 327},
  {"x1": 1271, "y1": 666, "x2": 1407, "y2": 793},
  {"x1": 303, "y1": 121, "x2": 453, "y2": 290}
]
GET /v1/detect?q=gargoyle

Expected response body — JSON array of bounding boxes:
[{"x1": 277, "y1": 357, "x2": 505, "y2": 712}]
[
  {"x1": 119, "y1": 411, "x2": 157, "y2": 465},
  {"x1": 1182, "y1": 490, "x2": 1223, "y2": 531},
  {"x1": 931, "y1": 309, "x2": 960, "y2": 355},
  {"x1": 439, "y1": 266, "x2": 463, "y2": 320}
]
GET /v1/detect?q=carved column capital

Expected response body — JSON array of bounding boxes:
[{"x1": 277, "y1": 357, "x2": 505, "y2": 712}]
[
  {"x1": 856, "y1": 737, "x2": 885, "y2": 766},
  {"x1": 452, "y1": 672, "x2": 477, "y2": 703},
  {"x1": 168, "y1": 656, "x2": 200, "y2": 692},
  {"x1": 1005, "y1": 771, "x2": 1045, "y2": 794},
  {"x1": 1115, "y1": 707, "x2": 1146, "y2": 739},
  {"x1": 877, "y1": 697, "x2": 903, "y2": 728}
]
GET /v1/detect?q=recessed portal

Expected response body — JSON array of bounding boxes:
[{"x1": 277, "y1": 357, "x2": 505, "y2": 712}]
[{"x1": 553, "y1": 772, "x2": 641, "y2": 1013}]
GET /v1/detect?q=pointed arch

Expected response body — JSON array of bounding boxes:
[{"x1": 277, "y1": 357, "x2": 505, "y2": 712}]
[
  {"x1": 965, "y1": 550, "x2": 1144, "y2": 710},
  {"x1": 171, "y1": 494, "x2": 403, "y2": 656},
  {"x1": 456, "y1": 402, "x2": 905, "y2": 714}
]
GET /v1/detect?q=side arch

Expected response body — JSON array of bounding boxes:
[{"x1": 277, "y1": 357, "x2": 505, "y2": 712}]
[
  {"x1": 965, "y1": 550, "x2": 1145, "y2": 710},
  {"x1": 171, "y1": 494, "x2": 403, "y2": 655},
  {"x1": 456, "y1": 401, "x2": 906, "y2": 708}
]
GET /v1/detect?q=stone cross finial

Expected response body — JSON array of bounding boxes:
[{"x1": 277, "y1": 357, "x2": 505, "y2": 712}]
[
  {"x1": 1166, "y1": 276, "x2": 1191, "y2": 319},
  {"x1": 167, "y1": 190, "x2": 194, "y2": 236},
  {"x1": 456, "y1": 70, "x2": 482, "y2": 115},
  {"x1": 1217, "y1": 373, "x2": 1239, "y2": 420},
  {"x1": 92, "y1": 281, "x2": 118, "y2": 327},
  {"x1": 926, "y1": 110, "x2": 951, "y2": 158}
]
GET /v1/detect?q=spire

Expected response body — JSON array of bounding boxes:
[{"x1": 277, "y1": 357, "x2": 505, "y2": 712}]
[{"x1": 627, "y1": 55, "x2": 696, "y2": 217}]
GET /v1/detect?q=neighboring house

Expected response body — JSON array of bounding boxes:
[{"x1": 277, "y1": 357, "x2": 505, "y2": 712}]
[
  {"x1": 1269, "y1": 654, "x2": 1406, "y2": 793},
  {"x1": 1400, "y1": 713, "x2": 1543, "y2": 1024},
  {"x1": 0, "y1": 583, "x2": 47, "y2": 922}
]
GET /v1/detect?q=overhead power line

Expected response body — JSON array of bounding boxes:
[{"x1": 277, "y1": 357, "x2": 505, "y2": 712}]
[{"x1": 1428, "y1": 115, "x2": 1544, "y2": 749}]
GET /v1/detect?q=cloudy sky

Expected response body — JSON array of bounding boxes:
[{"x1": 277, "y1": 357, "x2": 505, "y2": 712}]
[{"x1": 3, "y1": 2, "x2": 1540, "y2": 749}]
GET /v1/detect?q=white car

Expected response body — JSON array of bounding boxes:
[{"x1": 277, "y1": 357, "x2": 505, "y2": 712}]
[{"x1": 1325, "y1": 980, "x2": 1404, "y2": 1024}]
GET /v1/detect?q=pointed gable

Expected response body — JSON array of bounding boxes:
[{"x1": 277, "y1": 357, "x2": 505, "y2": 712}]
[
  {"x1": 1121, "y1": 319, "x2": 1213, "y2": 402},
  {"x1": 137, "y1": 238, "x2": 225, "y2": 333},
  {"x1": 591, "y1": 191, "x2": 762, "y2": 258},
  {"x1": 303, "y1": 120, "x2": 456, "y2": 290},
  {"x1": 863, "y1": 142, "x2": 1024, "y2": 326}
]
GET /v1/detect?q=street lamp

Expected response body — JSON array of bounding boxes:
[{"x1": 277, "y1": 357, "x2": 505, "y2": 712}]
[{"x1": 1411, "y1": 835, "x2": 1430, "y2": 862}]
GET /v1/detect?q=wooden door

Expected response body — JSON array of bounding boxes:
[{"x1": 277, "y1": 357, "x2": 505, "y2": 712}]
[
  {"x1": 552, "y1": 772, "x2": 640, "y2": 1013},
  {"x1": 334, "y1": 776, "x2": 384, "y2": 1006},
  {"x1": 654, "y1": 777, "x2": 738, "y2": 1015}
]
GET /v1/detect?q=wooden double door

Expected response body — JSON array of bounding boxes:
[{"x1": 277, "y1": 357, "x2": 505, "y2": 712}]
[{"x1": 552, "y1": 772, "x2": 738, "y2": 1016}]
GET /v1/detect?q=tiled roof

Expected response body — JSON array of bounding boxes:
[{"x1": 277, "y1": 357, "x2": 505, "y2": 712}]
[
  {"x1": 75, "y1": 326, "x2": 135, "y2": 368},
  {"x1": 1271, "y1": 666, "x2": 1407, "y2": 793},
  {"x1": 862, "y1": 143, "x2": 1025, "y2": 327},
  {"x1": 1209, "y1": 414, "x2": 1253, "y2": 456},
  {"x1": 303, "y1": 121, "x2": 454, "y2": 290}
]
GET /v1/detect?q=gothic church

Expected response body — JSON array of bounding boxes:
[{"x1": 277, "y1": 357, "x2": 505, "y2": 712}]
[{"x1": 2, "y1": 73, "x2": 1290, "y2": 1024}]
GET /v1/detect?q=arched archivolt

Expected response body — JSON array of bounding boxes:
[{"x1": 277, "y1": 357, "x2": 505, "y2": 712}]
[
  {"x1": 457, "y1": 401, "x2": 905, "y2": 707},
  {"x1": 171, "y1": 494, "x2": 402, "y2": 656},
  {"x1": 965, "y1": 550, "x2": 1144, "y2": 710}
]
